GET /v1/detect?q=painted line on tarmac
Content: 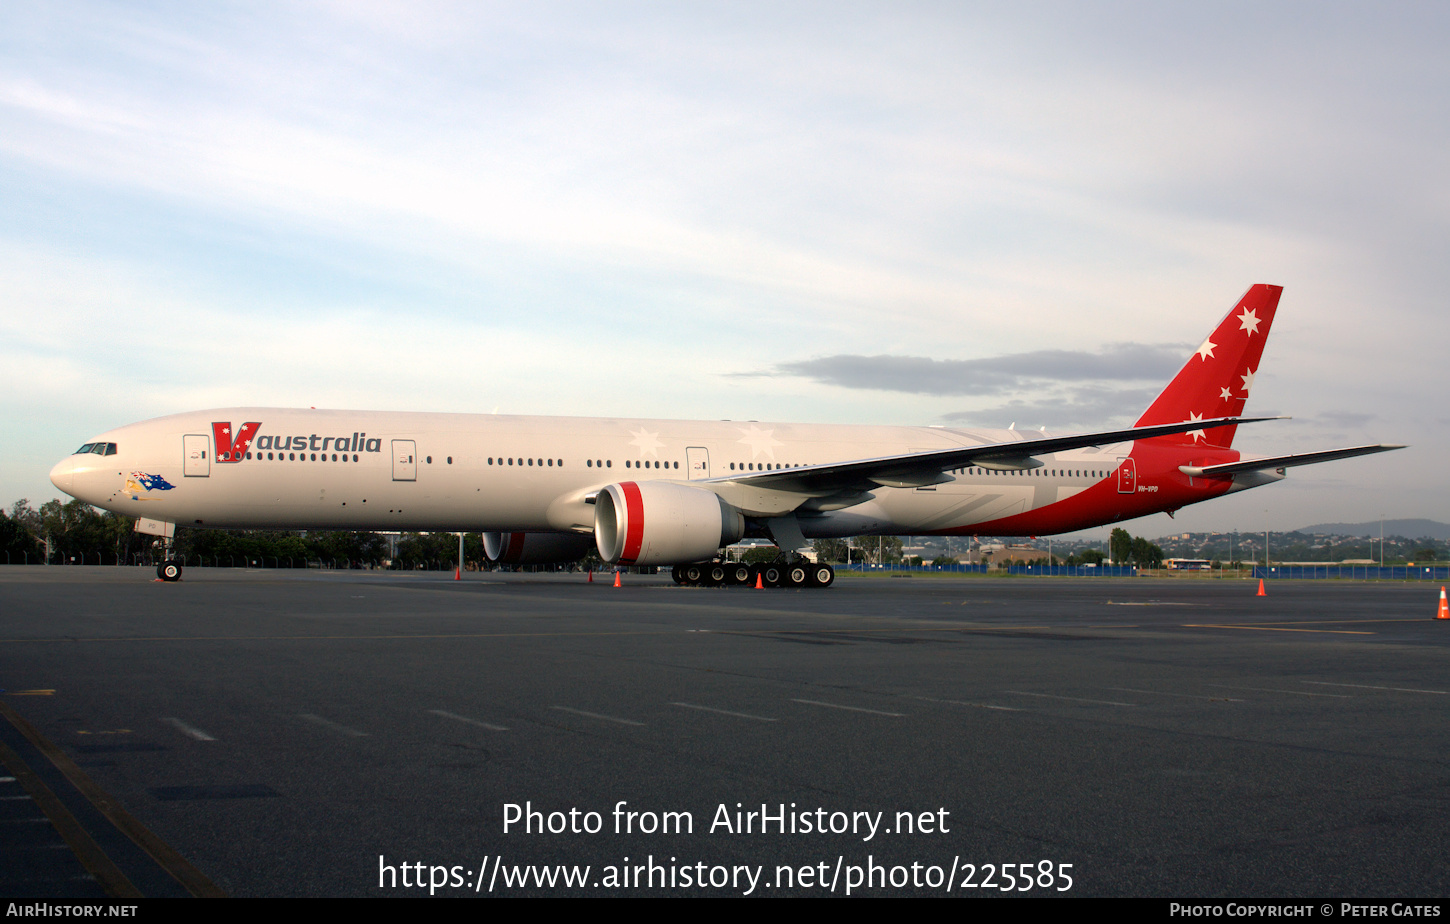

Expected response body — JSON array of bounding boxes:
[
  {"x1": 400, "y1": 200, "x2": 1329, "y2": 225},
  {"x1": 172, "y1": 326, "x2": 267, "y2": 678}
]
[
  {"x1": 671, "y1": 702, "x2": 778, "y2": 722},
  {"x1": 1182, "y1": 624, "x2": 1375, "y2": 635},
  {"x1": 1206, "y1": 683, "x2": 1350, "y2": 698},
  {"x1": 1303, "y1": 681, "x2": 1449, "y2": 695},
  {"x1": 1108, "y1": 687, "x2": 1244, "y2": 702},
  {"x1": 0, "y1": 700, "x2": 225, "y2": 897},
  {"x1": 297, "y1": 713, "x2": 370, "y2": 737},
  {"x1": 429, "y1": 709, "x2": 509, "y2": 731},
  {"x1": 550, "y1": 707, "x2": 645, "y2": 727},
  {"x1": 160, "y1": 717, "x2": 215, "y2": 741},
  {"x1": 1005, "y1": 691, "x2": 1136, "y2": 706},
  {"x1": 910, "y1": 696, "x2": 1021, "y2": 712},
  {"x1": 791, "y1": 699, "x2": 905, "y2": 717}
]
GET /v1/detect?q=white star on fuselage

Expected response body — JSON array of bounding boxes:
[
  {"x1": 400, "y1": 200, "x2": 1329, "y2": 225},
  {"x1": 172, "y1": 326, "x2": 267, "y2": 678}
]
[
  {"x1": 628, "y1": 427, "x2": 665, "y2": 458},
  {"x1": 736, "y1": 425, "x2": 784, "y2": 460},
  {"x1": 1196, "y1": 337, "x2": 1216, "y2": 361},
  {"x1": 1237, "y1": 307, "x2": 1261, "y2": 336}
]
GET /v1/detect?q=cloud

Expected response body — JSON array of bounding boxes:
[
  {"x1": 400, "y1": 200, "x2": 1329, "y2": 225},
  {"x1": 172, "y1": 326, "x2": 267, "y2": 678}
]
[
  {"x1": 749, "y1": 343, "x2": 1186, "y2": 396},
  {"x1": 1315, "y1": 411, "x2": 1376, "y2": 429},
  {"x1": 942, "y1": 385, "x2": 1163, "y2": 430}
]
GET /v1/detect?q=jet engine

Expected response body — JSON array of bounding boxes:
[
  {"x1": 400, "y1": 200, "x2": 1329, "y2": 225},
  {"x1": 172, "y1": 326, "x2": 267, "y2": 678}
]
[
  {"x1": 483, "y1": 531, "x2": 596, "y2": 566},
  {"x1": 594, "y1": 481, "x2": 745, "y2": 566}
]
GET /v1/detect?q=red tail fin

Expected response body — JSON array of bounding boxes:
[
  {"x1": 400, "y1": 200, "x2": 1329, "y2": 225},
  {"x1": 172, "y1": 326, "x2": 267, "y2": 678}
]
[{"x1": 1134, "y1": 284, "x2": 1282, "y2": 448}]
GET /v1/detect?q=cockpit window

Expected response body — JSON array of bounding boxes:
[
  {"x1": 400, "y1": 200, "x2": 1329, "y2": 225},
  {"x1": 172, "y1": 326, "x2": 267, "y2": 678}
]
[
  {"x1": 102, "y1": 443, "x2": 117, "y2": 455},
  {"x1": 74, "y1": 442, "x2": 116, "y2": 456},
  {"x1": 75, "y1": 443, "x2": 95, "y2": 454}
]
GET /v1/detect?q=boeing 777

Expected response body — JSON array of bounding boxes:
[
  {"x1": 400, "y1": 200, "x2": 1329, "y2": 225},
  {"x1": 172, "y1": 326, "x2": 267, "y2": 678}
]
[{"x1": 49, "y1": 284, "x2": 1401, "y2": 586}]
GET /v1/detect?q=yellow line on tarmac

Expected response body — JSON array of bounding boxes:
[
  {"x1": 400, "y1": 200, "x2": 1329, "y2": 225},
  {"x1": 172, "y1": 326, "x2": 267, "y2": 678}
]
[{"x1": 0, "y1": 700, "x2": 226, "y2": 897}]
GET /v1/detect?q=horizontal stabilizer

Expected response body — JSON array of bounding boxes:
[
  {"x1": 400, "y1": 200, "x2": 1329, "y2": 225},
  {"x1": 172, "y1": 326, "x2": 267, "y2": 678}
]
[{"x1": 1178, "y1": 444, "x2": 1405, "y2": 478}]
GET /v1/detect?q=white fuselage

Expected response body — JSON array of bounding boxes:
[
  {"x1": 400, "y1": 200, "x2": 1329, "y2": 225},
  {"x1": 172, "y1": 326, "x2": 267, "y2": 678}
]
[{"x1": 50, "y1": 407, "x2": 1137, "y2": 539}]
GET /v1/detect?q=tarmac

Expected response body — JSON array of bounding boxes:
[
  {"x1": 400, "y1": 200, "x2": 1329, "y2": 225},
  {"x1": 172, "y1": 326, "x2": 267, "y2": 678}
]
[{"x1": 1, "y1": 565, "x2": 1447, "y2": 897}]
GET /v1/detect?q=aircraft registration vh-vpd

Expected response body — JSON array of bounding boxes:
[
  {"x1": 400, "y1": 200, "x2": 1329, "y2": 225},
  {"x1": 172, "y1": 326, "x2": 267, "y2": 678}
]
[{"x1": 50, "y1": 284, "x2": 1400, "y2": 587}]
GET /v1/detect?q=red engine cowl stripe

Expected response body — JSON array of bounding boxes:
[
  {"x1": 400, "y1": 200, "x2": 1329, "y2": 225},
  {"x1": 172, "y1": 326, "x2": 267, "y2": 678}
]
[{"x1": 620, "y1": 482, "x2": 644, "y2": 564}]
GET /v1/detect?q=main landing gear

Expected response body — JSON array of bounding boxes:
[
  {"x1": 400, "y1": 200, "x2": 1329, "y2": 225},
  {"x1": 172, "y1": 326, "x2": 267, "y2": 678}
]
[{"x1": 671, "y1": 558, "x2": 835, "y2": 589}]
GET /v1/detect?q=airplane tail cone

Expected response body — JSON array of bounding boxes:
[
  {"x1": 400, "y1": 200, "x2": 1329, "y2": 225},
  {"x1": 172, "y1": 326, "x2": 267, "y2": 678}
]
[
  {"x1": 1256, "y1": 578, "x2": 1266, "y2": 597},
  {"x1": 613, "y1": 571, "x2": 621, "y2": 588},
  {"x1": 1437, "y1": 586, "x2": 1448, "y2": 620}
]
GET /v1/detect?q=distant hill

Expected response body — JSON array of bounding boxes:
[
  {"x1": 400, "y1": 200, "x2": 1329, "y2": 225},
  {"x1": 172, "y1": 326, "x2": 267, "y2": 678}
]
[{"x1": 1296, "y1": 519, "x2": 1450, "y2": 540}]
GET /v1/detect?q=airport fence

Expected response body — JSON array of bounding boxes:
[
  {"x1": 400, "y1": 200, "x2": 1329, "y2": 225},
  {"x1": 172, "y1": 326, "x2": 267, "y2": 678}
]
[{"x1": 837, "y1": 562, "x2": 1450, "y2": 580}]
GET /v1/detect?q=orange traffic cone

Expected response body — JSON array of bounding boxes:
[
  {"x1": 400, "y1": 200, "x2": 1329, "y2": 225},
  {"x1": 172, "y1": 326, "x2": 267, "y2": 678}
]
[
  {"x1": 454, "y1": 566, "x2": 461, "y2": 580},
  {"x1": 613, "y1": 571, "x2": 621, "y2": 588},
  {"x1": 755, "y1": 572, "x2": 763, "y2": 589},
  {"x1": 1437, "y1": 586, "x2": 1448, "y2": 620},
  {"x1": 1256, "y1": 578, "x2": 1266, "y2": 596},
  {"x1": 587, "y1": 569, "x2": 593, "y2": 583}
]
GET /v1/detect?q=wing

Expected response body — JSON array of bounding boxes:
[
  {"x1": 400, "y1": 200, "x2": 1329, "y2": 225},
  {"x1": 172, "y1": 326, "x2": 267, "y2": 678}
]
[
  {"x1": 705, "y1": 415, "x2": 1280, "y2": 495},
  {"x1": 1178, "y1": 444, "x2": 1405, "y2": 478}
]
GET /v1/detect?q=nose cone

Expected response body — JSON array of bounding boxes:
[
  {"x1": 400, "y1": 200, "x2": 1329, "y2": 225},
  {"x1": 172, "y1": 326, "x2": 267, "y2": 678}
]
[{"x1": 50, "y1": 455, "x2": 77, "y2": 495}]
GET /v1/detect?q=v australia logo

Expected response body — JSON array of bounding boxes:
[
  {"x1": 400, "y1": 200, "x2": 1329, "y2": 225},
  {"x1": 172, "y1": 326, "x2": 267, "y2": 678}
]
[{"x1": 213, "y1": 421, "x2": 261, "y2": 462}]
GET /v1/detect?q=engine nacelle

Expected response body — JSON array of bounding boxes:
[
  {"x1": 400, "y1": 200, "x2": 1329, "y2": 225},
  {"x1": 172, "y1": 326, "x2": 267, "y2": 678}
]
[
  {"x1": 483, "y1": 531, "x2": 595, "y2": 566},
  {"x1": 594, "y1": 481, "x2": 745, "y2": 566}
]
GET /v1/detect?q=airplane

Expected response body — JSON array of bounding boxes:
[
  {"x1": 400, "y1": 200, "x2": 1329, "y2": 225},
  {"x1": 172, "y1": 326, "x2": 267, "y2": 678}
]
[{"x1": 49, "y1": 284, "x2": 1401, "y2": 586}]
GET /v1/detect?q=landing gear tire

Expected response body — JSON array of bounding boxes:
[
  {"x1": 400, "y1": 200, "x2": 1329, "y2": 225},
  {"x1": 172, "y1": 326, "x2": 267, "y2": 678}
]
[
  {"x1": 683, "y1": 564, "x2": 704, "y2": 585},
  {"x1": 705, "y1": 563, "x2": 728, "y2": 586},
  {"x1": 785, "y1": 563, "x2": 809, "y2": 587},
  {"x1": 158, "y1": 560, "x2": 182, "y2": 582},
  {"x1": 761, "y1": 564, "x2": 783, "y2": 588},
  {"x1": 809, "y1": 563, "x2": 835, "y2": 588},
  {"x1": 728, "y1": 563, "x2": 752, "y2": 585},
  {"x1": 672, "y1": 565, "x2": 687, "y2": 585}
]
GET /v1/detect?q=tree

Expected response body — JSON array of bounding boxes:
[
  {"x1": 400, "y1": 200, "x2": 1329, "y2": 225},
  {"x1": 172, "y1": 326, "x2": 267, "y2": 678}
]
[
  {"x1": 9, "y1": 499, "x2": 41, "y2": 536},
  {"x1": 0, "y1": 510, "x2": 42, "y2": 563},
  {"x1": 812, "y1": 538, "x2": 851, "y2": 563},
  {"x1": 857, "y1": 536, "x2": 904, "y2": 565},
  {"x1": 1130, "y1": 536, "x2": 1165, "y2": 567},
  {"x1": 1110, "y1": 528, "x2": 1132, "y2": 565}
]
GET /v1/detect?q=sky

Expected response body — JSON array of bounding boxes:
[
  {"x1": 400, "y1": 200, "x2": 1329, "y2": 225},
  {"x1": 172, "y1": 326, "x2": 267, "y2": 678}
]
[{"x1": 2, "y1": 2, "x2": 1445, "y2": 537}]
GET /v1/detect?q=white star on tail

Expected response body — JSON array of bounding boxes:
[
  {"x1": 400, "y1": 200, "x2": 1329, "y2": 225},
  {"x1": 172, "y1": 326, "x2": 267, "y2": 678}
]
[
  {"x1": 1237, "y1": 307, "x2": 1261, "y2": 336},
  {"x1": 628, "y1": 427, "x2": 665, "y2": 458},
  {"x1": 736, "y1": 425, "x2": 784, "y2": 460},
  {"x1": 1220, "y1": 387, "x2": 1233, "y2": 401},
  {"x1": 1196, "y1": 337, "x2": 1216, "y2": 361},
  {"x1": 1240, "y1": 367, "x2": 1256, "y2": 396},
  {"x1": 1185, "y1": 412, "x2": 1206, "y2": 443}
]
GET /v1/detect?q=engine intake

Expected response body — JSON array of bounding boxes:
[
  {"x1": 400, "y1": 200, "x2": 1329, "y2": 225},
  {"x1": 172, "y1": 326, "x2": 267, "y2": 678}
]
[
  {"x1": 483, "y1": 531, "x2": 595, "y2": 566},
  {"x1": 594, "y1": 481, "x2": 744, "y2": 566}
]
